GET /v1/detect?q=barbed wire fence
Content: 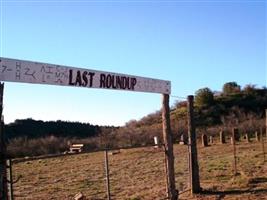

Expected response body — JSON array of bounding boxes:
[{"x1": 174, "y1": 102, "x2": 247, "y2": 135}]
[{"x1": 5, "y1": 96, "x2": 267, "y2": 200}]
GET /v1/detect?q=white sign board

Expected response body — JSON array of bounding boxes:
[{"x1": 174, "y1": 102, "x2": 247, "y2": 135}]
[{"x1": 0, "y1": 57, "x2": 171, "y2": 94}]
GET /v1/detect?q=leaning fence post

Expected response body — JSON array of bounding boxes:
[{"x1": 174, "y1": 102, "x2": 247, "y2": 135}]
[
  {"x1": 162, "y1": 94, "x2": 178, "y2": 200},
  {"x1": 187, "y1": 95, "x2": 201, "y2": 194},
  {"x1": 104, "y1": 149, "x2": 111, "y2": 200}
]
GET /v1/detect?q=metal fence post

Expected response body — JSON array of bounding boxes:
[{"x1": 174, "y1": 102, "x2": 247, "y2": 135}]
[
  {"x1": 7, "y1": 159, "x2": 13, "y2": 200},
  {"x1": 104, "y1": 149, "x2": 111, "y2": 200}
]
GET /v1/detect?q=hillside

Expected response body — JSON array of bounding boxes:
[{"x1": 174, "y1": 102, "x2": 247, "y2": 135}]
[
  {"x1": 118, "y1": 83, "x2": 267, "y2": 145},
  {"x1": 5, "y1": 119, "x2": 117, "y2": 139},
  {"x1": 5, "y1": 82, "x2": 267, "y2": 158}
]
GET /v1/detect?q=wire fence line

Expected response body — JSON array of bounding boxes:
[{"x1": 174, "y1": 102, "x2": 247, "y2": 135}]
[
  {"x1": 8, "y1": 132, "x2": 267, "y2": 200},
  {"x1": 10, "y1": 143, "x2": 189, "y2": 200}
]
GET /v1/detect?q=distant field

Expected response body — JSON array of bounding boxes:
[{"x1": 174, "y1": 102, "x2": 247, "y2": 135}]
[{"x1": 12, "y1": 139, "x2": 267, "y2": 200}]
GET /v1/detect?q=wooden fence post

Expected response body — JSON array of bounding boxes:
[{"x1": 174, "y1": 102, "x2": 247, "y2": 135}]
[
  {"x1": 266, "y1": 109, "x2": 267, "y2": 140},
  {"x1": 260, "y1": 128, "x2": 265, "y2": 162},
  {"x1": 232, "y1": 136, "x2": 238, "y2": 176},
  {"x1": 162, "y1": 94, "x2": 178, "y2": 200},
  {"x1": 255, "y1": 131, "x2": 260, "y2": 142},
  {"x1": 187, "y1": 95, "x2": 201, "y2": 194},
  {"x1": 0, "y1": 83, "x2": 7, "y2": 200},
  {"x1": 232, "y1": 128, "x2": 240, "y2": 142}
]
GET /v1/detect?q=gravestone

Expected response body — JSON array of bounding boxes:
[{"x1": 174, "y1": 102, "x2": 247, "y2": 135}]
[
  {"x1": 230, "y1": 136, "x2": 234, "y2": 145},
  {"x1": 154, "y1": 136, "x2": 159, "y2": 148},
  {"x1": 220, "y1": 131, "x2": 226, "y2": 144},
  {"x1": 209, "y1": 136, "x2": 213, "y2": 144},
  {"x1": 245, "y1": 133, "x2": 250, "y2": 143},
  {"x1": 179, "y1": 134, "x2": 187, "y2": 145},
  {"x1": 202, "y1": 134, "x2": 208, "y2": 147}
]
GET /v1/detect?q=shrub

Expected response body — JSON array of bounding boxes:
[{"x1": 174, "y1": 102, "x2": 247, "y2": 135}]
[{"x1": 7, "y1": 136, "x2": 69, "y2": 158}]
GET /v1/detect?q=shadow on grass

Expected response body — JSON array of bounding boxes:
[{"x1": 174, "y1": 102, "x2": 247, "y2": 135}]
[
  {"x1": 248, "y1": 177, "x2": 267, "y2": 184},
  {"x1": 201, "y1": 188, "x2": 267, "y2": 199},
  {"x1": 201, "y1": 176, "x2": 267, "y2": 197}
]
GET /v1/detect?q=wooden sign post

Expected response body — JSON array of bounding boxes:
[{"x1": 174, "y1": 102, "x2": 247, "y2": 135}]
[
  {"x1": 0, "y1": 83, "x2": 7, "y2": 200},
  {"x1": 0, "y1": 57, "x2": 177, "y2": 200},
  {"x1": 162, "y1": 94, "x2": 178, "y2": 200}
]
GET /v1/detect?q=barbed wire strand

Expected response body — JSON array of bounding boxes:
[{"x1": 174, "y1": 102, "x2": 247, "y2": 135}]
[{"x1": 170, "y1": 95, "x2": 188, "y2": 100}]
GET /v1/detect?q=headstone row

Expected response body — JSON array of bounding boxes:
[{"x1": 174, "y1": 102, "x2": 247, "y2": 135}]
[{"x1": 177, "y1": 128, "x2": 266, "y2": 147}]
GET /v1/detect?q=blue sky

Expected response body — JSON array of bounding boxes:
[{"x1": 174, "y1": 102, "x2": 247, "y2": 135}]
[{"x1": 0, "y1": 0, "x2": 266, "y2": 126}]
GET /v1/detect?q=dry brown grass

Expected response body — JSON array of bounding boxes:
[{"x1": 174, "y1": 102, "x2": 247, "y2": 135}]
[{"x1": 12, "y1": 139, "x2": 267, "y2": 200}]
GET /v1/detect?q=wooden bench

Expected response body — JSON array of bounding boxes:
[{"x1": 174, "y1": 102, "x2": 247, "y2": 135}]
[
  {"x1": 69, "y1": 144, "x2": 84, "y2": 153},
  {"x1": 108, "y1": 150, "x2": 120, "y2": 155}
]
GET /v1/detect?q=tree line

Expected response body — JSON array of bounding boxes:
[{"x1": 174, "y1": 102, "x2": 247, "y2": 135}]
[
  {"x1": 5, "y1": 119, "x2": 117, "y2": 140},
  {"x1": 5, "y1": 81, "x2": 267, "y2": 157}
]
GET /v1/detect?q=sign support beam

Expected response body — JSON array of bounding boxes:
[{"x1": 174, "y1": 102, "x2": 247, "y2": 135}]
[{"x1": 162, "y1": 94, "x2": 178, "y2": 200}]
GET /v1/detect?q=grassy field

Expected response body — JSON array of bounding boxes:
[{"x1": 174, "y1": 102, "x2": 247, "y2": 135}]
[{"x1": 12, "y1": 139, "x2": 267, "y2": 200}]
